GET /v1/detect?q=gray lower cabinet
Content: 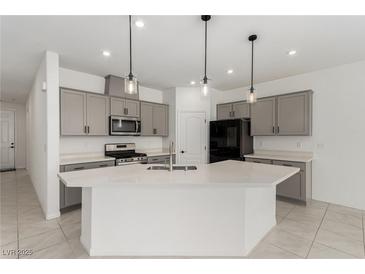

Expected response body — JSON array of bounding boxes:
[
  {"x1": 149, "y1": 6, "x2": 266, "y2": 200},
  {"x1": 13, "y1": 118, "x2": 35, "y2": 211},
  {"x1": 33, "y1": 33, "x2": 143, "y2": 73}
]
[
  {"x1": 147, "y1": 155, "x2": 176, "y2": 164},
  {"x1": 245, "y1": 157, "x2": 312, "y2": 202},
  {"x1": 104, "y1": 75, "x2": 139, "y2": 100},
  {"x1": 110, "y1": 97, "x2": 140, "y2": 117},
  {"x1": 217, "y1": 101, "x2": 250, "y2": 120},
  {"x1": 250, "y1": 97, "x2": 276, "y2": 136},
  {"x1": 277, "y1": 91, "x2": 312, "y2": 136},
  {"x1": 60, "y1": 88, "x2": 109, "y2": 136},
  {"x1": 141, "y1": 102, "x2": 169, "y2": 136},
  {"x1": 59, "y1": 160, "x2": 115, "y2": 209}
]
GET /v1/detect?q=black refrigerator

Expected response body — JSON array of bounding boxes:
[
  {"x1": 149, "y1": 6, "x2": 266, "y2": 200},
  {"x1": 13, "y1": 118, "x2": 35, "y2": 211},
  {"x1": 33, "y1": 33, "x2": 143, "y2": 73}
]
[{"x1": 209, "y1": 119, "x2": 253, "y2": 163}]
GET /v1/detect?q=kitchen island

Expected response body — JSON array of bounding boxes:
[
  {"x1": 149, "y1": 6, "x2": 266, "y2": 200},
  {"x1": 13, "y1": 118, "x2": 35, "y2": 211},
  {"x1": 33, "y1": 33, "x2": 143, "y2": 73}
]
[{"x1": 58, "y1": 160, "x2": 299, "y2": 257}]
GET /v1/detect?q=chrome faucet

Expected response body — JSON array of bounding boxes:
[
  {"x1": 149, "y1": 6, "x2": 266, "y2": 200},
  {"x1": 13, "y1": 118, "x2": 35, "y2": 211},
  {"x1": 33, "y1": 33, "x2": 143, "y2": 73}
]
[{"x1": 168, "y1": 141, "x2": 174, "y2": 172}]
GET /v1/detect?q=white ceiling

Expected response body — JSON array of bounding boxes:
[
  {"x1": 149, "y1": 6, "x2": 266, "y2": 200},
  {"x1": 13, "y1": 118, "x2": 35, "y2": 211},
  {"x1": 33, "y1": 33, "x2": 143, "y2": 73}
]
[{"x1": 2, "y1": 15, "x2": 365, "y2": 103}]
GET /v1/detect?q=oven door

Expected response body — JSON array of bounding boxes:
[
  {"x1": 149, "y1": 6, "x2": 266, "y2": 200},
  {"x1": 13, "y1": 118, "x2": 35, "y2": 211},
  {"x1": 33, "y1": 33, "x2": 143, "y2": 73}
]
[{"x1": 109, "y1": 116, "x2": 141, "y2": 136}]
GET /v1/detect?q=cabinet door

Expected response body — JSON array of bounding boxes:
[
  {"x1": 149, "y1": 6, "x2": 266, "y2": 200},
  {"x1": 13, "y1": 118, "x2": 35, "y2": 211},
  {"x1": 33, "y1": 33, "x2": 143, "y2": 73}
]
[
  {"x1": 86, "y1": 94, "x2": 109, "y2": 135},
  {"x1": 217, "y1": 104, "x2": 233, "y2": 120},
  {"x1": 277, "y1": 92, "x2": 312, "y2": 136},
  {"x1": 125, "y1": 99, "x2": 140, "y2": 117},
  {"x1": 250, "y1": 97, "x2": 276, "y2": 136},
  {"x1": 140, "y1": 102, "x2": 154, "y2": 135},
  {"x1": 60, "y1": 89, "x2": 87, "y2": 135},
  {"x1": 276, "y1": 171, "x2": 302, "y2": 199},
  {"x1": 232, "y1": 101, "x2": 250, "y2": 118},
  {"x1": 153, "y1": 104, "x2": 168, "y2": 136},
  {"x1": 110, "y1": 97, "x2": 125, "y2": 116}
]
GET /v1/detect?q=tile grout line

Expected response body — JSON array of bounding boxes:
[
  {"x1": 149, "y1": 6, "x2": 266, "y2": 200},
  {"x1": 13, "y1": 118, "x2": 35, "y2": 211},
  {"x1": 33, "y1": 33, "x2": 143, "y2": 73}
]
[{"x1": 304, "y1": 203, "x2": 329, "y2": 258}]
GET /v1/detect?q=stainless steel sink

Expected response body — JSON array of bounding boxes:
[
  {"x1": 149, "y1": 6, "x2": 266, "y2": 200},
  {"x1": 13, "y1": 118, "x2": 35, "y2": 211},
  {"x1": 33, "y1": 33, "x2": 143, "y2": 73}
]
[{"x1": 147, "y1": 165, "x2": 197, "y2": 171}]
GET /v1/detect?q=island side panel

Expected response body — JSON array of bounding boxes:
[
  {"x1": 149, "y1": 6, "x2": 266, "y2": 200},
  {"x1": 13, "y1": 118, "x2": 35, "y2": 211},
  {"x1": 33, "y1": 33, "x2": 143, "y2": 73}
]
[
  {"x1": 243, "y1": 186, "x2": 276, "y2": 254},
  {"x1": 85, "y1": 184, "x2": 254, "y2": 257},
  {"x1": 80, "y1": 187, "x2": 93, "y2": 254}
]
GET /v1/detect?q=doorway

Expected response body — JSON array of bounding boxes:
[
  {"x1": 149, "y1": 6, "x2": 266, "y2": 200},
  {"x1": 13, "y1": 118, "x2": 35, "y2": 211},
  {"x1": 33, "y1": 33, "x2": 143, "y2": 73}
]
[
  {"x1": 177, "y1": 111, "x2": 207, "y2": 165},
  {"x1": 0, "y1": 110, "x2": 15, "y2": 171}
]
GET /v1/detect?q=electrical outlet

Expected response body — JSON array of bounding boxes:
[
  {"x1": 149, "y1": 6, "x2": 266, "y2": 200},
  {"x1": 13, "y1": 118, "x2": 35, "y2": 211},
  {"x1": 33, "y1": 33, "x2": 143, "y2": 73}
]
[{"x1": 296, "y1": 142, "x2": 302, "y2": 148}]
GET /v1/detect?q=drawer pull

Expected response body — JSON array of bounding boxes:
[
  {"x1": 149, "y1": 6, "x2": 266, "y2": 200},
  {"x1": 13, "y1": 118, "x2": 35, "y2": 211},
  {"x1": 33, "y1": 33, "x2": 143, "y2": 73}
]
[
  {"x1": 73, "y1": 167, "x2": 85, "y2": 170},
  {"x1": 282, "y1": 164, "x2": 293, "y2": 167},
  {"x1": 99, "y1": 164, "x2": 108, "y2": 167}
]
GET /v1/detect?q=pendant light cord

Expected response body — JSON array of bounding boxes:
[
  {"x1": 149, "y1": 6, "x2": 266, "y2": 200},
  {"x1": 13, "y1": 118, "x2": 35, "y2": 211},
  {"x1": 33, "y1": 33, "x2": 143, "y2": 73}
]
[
  {"x1": 250, "y1": 39, "x2": 254, "y2": 92},
  {"x1": 204, "y1": 20, "x2": 208, "y2": 82},
  {"x1": 129, "y1": 15, "x2": 133, "y2": 78}
]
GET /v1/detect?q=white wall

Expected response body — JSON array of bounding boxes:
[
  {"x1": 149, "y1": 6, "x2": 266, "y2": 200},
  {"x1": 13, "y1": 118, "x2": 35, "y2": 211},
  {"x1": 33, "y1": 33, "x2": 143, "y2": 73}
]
[
  {"x1": 26, "y1": 51, "x2": 60, "y2": 219},
  {"x1": 212, "y1": 60, "x2": 365, "y2": 210},
  {"x1": 59, "y1": 68, "x2": 165, "y2": 154},
  {"x1": 0, "y1": 101, "x2": 26, "y2": 168}
]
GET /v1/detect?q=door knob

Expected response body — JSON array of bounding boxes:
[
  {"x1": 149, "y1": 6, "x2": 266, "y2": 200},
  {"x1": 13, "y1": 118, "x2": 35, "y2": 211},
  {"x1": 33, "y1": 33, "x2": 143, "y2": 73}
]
[{"x1": 180, "y1": 150, "x2": 185, "y2": 154}]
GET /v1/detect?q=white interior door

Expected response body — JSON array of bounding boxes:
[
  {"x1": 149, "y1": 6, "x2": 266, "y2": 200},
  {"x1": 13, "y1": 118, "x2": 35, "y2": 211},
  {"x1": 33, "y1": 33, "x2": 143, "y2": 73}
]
[
  {"x1": 0, "y1": 110, "x2": 15, "y2": 171},
  {"x1": 178, "y1": 111, "x2": 207, "y2": 165}
]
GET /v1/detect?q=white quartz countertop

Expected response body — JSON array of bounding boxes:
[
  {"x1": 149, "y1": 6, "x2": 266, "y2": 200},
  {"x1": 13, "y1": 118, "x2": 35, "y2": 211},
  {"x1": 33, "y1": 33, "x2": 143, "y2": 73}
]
[
  {"x1": 136, "y1": 149, "x2": 175, "y2": 157},
  {"x1": 244, "y1": 150, "x2": 313, "y2": 163},
  {"x1": 60, "y1": 153, "x2": 115, "y2": 166},
  {"x1": 58, "y1": 160, "x2": 299, "y2": 188}
]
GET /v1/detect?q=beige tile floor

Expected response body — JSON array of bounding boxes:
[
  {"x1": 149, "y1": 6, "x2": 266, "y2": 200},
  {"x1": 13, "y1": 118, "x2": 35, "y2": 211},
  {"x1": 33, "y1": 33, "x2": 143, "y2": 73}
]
[{"x1": 1, "y1": 169, "x2": 364, "y2": 259}]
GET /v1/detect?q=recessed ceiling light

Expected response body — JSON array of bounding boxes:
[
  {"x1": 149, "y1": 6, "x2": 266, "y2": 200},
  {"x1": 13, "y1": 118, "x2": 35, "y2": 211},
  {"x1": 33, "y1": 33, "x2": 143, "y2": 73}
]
[
  {"x1": 227, "y1": 69, "x2": 234, "y2": 74},
  {"x1": 288, "y1": 50, "x2": 297, "y2": 56},
  {"x1": 190, "y1": 81, "x2": 196, "y2": 85},
  {"x1": 102, "y1": 50, "x2": 111, "y2": 57},
  {"x1": 135, "y1": 20, "x2": 144, "y2": 28}
]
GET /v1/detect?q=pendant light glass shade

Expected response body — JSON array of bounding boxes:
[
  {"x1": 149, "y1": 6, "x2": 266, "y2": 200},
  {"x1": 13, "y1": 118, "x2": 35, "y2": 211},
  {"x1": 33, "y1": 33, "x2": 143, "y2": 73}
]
[
  {"x1": 124, "y1": 76, "x2": 138, "y2": 95},
  {"x1": 125, "y1": 15, "x2": 138, "y2": 95},
  {"x1": 201, "y1": 79, "x2": 209, "y2": 97},
  {"x1": 247, "y1": 89, "x2": 257, "y2": 103}
]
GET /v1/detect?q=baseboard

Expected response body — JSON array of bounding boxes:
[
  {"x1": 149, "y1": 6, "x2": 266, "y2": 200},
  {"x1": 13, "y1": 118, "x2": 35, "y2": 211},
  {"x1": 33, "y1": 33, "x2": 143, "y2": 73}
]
[{"x1": 46, "y1": 211, "x2": 60, "y2": 220}]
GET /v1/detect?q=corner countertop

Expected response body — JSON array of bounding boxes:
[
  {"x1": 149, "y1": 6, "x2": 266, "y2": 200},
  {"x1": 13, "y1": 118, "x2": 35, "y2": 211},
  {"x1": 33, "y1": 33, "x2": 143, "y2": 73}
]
[
  {"x1": 136, "y1": 149, "x2": 176, "y2": 157},
  {"x1": 60, "y1": 153, "x2": 115, "y2": 166},
  {"x1": 244, "y1": 150, "x2": 313, "y2": 163},
  {"x1": 57, "y1": 160, "x2": 299, "y2": 188}
]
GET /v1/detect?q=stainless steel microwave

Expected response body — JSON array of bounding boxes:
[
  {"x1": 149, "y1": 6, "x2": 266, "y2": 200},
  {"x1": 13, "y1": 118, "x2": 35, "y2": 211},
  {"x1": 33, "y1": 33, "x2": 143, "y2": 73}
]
[{"x1": 109, "y1": 116, "x2": 141, "y2": 136}]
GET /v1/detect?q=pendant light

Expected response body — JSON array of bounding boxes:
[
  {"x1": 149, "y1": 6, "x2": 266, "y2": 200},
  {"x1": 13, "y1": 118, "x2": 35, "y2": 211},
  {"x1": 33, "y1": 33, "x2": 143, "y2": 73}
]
[
  {"x1": 247, "y1": 34, "x2": 258, "y2": 103},
  {"x1": 201, "y1": 15, "x2": 211, "y2": 96},
  {"x1": 124, "y1": 15, "x2": 138, "y2": 95}
]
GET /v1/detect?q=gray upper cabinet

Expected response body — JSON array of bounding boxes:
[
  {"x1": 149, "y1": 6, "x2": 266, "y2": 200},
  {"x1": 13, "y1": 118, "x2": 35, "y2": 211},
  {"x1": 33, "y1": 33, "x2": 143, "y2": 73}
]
[
  {"x1": 217, "y1": 101, "x2": 250, "y2": 120},
  {"x1": 217, "y1": 103, "x2": 232, "y2": 120},
  {"x1": 86, "y1": 94, "x2": 109, "y2": 135},
  {"x1": 141, "y1": 102, "x2": 168, "y2": 136},
  {"x1": 141, "y1": 102, "x2": 154, "y2": 135},
  {"x1": 105, "y1": 75, "x2": 139, "y2": 100},
  {"x1": 60, "y1": 88, "x2": 108, "y2": 136},
  {"x1": 110, "y1": 97, "x2": 140, "y2": 117},
  {"x1": 250, "y1": 97, "x2": 276, "y2": 136},
  {"x1": 277, "y1": 91, "x2": 312, "y2": 136},
  {"x1": 232, "y1": 101, "x2": 250, "y2": 118},
  {"x1": 153, "y1": 104, "x2": 168, "y2": 136},
  {"x1": 125, "y1": 99, "x2": 140, "y2": 117},
  {"x1": 60, "y1": 89, "x2": 87, "y2": 135}
]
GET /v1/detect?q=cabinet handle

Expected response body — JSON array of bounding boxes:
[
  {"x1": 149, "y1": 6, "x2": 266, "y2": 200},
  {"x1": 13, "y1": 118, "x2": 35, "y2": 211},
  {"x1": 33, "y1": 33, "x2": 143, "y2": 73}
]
[
  {"x1": 84, "y1": 125, "x2": 87, "y2": 133},
  {"x1": 277, "y1": 126, "x2": 280, "y2": 134},
  {"x1": 282, "y1": 164, "x2": 293, "y2": 167},
  {"x1": 153, "y1": 128, "x2": 157, "y2": 135},
  {"x1": 87, "y1": 126, "x2": 90, "y2": 134},
  {"x1": 272, "y1": 126, "x2": 275, "y2": 133},
  {"x1": 73, "y1": 167, "x2": 85, "y2": 170},
  {"x1": 124, "y1": 108, "x2": 128, "y2": 115},
  {"x1": 99, "y1": 164, "x2": 108, "y2": 168},
  {"x1": 232, "y1": 111, "x2": 235, "y2": 117}
]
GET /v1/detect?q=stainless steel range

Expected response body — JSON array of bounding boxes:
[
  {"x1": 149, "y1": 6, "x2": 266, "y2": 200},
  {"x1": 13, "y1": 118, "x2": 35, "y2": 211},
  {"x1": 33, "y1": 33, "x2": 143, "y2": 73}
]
[{"x1": 105, "y1": 143, "x2": 147, "y2": 166}]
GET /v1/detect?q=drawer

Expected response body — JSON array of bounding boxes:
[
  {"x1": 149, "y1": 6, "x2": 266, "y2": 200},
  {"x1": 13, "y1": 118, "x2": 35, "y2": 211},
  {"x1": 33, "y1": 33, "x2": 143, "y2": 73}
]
[
  {"x1": 272, "y1": 160, "x2": 305, "y2": 171},
  {"x1": 63, "y1": 160, "x2": 115, "y2": 172},
  {"x1": 147, "y1": 155, "x2": 175, "y2": 164},
  {"x1": 245, "y1": 158, "x2": 272, "y2": 164}
]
